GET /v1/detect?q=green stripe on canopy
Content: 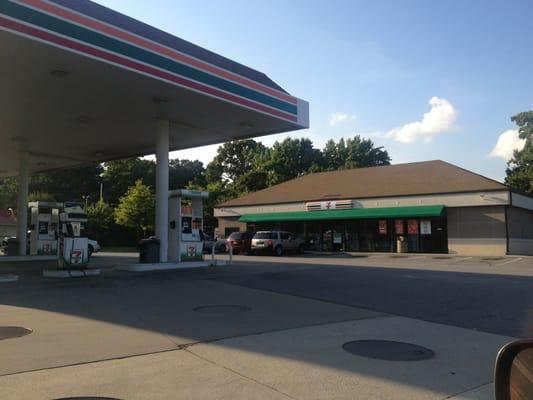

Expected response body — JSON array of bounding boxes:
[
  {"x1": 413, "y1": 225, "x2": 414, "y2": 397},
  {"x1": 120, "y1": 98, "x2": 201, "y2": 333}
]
[{"x1": 239, "y1": 205, "x2": 445, "y2": 223}]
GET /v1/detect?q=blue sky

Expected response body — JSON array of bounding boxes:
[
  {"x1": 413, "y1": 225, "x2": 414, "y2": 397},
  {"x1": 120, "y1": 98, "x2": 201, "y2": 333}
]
[{"x1": 96, "y1": 0, "x2": 533, "y2": 181}]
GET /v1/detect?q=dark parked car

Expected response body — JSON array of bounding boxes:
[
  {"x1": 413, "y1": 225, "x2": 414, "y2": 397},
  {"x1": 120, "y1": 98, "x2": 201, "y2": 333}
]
[
  {"x1": 202, "y1": 233, "x2": 228, "y2": 254},
  {"x1": 227, "y1": 231, "x2": 255, "y2": 254}
]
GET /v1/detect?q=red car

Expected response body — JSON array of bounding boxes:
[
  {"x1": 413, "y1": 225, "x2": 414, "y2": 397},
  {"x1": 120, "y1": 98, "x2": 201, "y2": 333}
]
[{"x1": 227, "y1": 231, "x2": 255, "y2": 254}]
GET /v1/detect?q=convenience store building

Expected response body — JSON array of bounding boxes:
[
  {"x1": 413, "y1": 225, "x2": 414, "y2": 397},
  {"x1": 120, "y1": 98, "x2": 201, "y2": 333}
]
[{"x1": 214, "y1": 160, "x2": 533, "y2": 256}]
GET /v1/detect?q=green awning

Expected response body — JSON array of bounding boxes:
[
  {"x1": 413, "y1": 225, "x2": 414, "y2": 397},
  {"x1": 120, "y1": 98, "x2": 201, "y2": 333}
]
[{"x1": 239, "y1": 205, "x2": 445, "y2": 223}]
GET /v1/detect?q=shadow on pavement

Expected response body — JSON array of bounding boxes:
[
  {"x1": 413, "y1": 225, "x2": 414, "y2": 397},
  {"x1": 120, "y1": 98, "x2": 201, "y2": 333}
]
[{"x1": 0, "y1": 256, "x2": 530, "y2": 397}]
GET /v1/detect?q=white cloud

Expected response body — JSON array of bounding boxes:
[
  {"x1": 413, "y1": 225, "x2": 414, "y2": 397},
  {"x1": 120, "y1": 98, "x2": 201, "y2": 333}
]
[
  {"x1": 488, "y1": 129, "x2": 525, "y2": 161},
  {"x1": 329, "y1": 112, "x2": 356, "y2": 126},
  {"x1": 386, "y1": 97, "x2": 458, "y2": 143}
]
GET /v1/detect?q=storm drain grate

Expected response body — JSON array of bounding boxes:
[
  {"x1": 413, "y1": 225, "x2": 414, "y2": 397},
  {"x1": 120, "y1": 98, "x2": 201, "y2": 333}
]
[
  {"x1": 482, "y1": 257, "x2": 505, "y2": 261},
  {"x1": 0, "y1": 326, "x2": 32, "y2": 341},
  {"x1": 193, "y1": 305, "x2": 251, "y2": 314},
  {"x1": 342, "y1": 340, "x2": 435, "y2": 361}
]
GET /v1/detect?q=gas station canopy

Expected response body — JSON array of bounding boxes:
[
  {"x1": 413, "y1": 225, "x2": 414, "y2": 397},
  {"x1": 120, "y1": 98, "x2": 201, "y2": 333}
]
[{"x1": 0, "y1": 0, "x2": 309, "y2": 176}]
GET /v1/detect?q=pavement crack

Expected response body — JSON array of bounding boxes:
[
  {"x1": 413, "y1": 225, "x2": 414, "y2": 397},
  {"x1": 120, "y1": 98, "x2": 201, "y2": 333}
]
[
  {"x1": 184, "y1": 347, "x2": 299, "y2": 400},
  {"x1": 0, "y1": 347, "x2": 184, "y2": 378},
  {"x1": 0, "y1": 315, "x2": 391, "y2": 378}
]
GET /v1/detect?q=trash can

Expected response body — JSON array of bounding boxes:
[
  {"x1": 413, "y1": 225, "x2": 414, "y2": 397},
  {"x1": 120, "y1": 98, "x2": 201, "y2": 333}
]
[
  {"x1": 6, "y1": 238, "x2": 19, "y2": 256},
  {"x1": 138, "y1": 237, "x2": 160, "y2": 263},
  {"x1": 396, "y1": 236, "x2": 408, "y2": 253}
]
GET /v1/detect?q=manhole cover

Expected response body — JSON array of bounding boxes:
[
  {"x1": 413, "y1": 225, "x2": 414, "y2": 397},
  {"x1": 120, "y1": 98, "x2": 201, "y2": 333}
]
[
  {"x1": 0, "y1": 326, "x2": 32, "y2": 340},
  {"x1": 193, "y1": 305, "x2": 251, "y2": 314},
  {"x1": 342, "y1": 340, "x2": 434, "y2": 361}
]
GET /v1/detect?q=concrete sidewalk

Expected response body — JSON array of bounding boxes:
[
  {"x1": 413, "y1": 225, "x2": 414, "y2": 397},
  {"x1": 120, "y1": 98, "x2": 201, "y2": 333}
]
[
  {"x1": 0, "y1": 313, "x2": 509, "y2": 399},
  {"x1": 225, "y1": 252, "x2": 533, "y2": 277},
  {"x1": 0, "y1": 254, "x2": 523, "y2": 399}
]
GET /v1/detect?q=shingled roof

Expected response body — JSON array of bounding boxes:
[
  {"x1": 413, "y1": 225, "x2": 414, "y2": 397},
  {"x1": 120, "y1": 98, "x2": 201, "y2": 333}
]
[{"x1": 217, "y1": 160, "x2": 508, "y2": 207}]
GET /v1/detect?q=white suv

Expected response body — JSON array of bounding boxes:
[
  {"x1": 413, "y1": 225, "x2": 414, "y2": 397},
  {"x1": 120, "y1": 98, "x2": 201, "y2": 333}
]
[{"x1": 251, "y1": 231, "x2": 304, "y2": 256}]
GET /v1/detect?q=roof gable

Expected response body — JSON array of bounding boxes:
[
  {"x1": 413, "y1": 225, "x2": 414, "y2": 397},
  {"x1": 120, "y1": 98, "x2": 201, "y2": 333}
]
[{"x1": 217, "y1": 160, "x2": 508, "y2": 207}]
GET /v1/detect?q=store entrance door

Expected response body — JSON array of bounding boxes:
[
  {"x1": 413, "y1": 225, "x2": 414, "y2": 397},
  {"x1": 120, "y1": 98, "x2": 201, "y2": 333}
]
[{"x1": 321, "y1": 223, "x2": 344, "y2": 251}]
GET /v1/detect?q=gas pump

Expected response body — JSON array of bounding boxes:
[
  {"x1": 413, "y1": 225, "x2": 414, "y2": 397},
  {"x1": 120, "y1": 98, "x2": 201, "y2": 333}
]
[
  {"x1": 168, "y1": 189, "x2": 209, "y2": 262},
  {"x1": 58, "y1": 202, "x2": 89, "y2": 269},
  {"x1": 28, "y1": 201, "x2": 62, "y2": 255}
]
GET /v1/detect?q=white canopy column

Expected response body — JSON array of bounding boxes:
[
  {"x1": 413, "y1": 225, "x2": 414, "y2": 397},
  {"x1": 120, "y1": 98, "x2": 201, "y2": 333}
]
[
  {"x1": 155, "y1": 119, "x2": 169, "y2": 262},
  {"x1": 16, "y1": 151, "x2": 29, "y2": 256}
]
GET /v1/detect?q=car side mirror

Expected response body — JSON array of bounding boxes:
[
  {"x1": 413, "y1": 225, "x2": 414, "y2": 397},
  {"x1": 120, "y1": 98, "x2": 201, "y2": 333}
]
[{"x1": 494, "y1": 339, "x2": 533, "y2": 400}]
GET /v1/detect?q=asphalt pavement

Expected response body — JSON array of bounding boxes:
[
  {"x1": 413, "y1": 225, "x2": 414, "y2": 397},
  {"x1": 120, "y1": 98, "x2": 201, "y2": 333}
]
[
  {"x1": 0, "y1": 252, "x2": 531, "y2": 399},
  {"x1": 220, "y1": 260, "x2": 533, "y2": 337}
]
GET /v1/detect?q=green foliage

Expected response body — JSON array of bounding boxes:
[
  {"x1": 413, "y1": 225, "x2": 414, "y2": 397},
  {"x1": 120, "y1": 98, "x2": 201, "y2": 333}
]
[
  {"x1": 206, "y1": 140, "x2": 267, "y2": 182},
  {"x1": 87, "y1": 200, "x2": 114, "y2": 241},
  {"x1": 0, "y1": 177, "x2": 17, "y2": 209},
  {"x1": 114, "y1": 180, "x2": 155, "y2": 237},
  {"x1": 103, "y1": 158, "x2": 156, "y2": 205},
  {"x1": 505, "y1": 111, "x2": 533, "y2": 194},
  {"x1": 266, "y1": 138, "x2": 323, "y2": 185},
  {"x1": 30, "y1": 164, "x2": 103, "y2": 202},
  {"x1": 28, "y1": 191, "x2": 56, "y2": 202},
  {"x1": 0, "y1": 134, "x2": 394, "y2": 239},
  {"x1": 201, "y1": 135, "x2": 392, "y2": 201},
  {"x1": 102, "y1": 157, "x2": 207, "y2": 205},
  {"x1": 232, "y1": 169, "x2": 269, "y2": 194},
  {"x1": 169, "y1": 159, "x2": 206, "y2": 189},
  {"x1": 322, "y1": 136, "x2": 391, "y2": 170}
]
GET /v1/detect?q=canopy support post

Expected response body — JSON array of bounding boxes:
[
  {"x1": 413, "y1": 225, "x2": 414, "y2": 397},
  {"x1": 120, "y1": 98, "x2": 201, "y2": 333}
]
[
  {"x1": 16, "y1": 151, "x2": 29, "y2": 256},
  {"x1": 155, "y1": 120, "x2": 169, "y2": 263}
]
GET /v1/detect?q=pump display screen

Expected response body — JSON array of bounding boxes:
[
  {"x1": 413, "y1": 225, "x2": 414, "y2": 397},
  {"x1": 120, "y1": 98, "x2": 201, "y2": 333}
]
[
  {"x1": 182, "y1": 217, "x2": 192, "y2": 234},
  {"x1": 38, "y1": 221, "x2": 48, "y2": 234}
]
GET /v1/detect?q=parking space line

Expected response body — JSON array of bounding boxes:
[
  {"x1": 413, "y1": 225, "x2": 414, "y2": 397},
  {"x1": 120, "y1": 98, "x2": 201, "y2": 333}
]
[{"x1": 495, "y1": 257, "x2": 523, "y2": 266}]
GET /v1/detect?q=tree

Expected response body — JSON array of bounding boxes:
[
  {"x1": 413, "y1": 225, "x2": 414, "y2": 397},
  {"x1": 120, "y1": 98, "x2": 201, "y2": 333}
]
[
  {"x1": 267, "y1": 138, "x2": 323, "y2": 185},
  {"x1": 505, "y1": 111, "x2": 533, "y2": 195},
  {"x1": 30, "y1": 164, "x2": 103, "y2": 202},
  {"x1": 322, "y1": 138, "x2": 346, "y2": 171},
  {"x1": 87, "y1": 200, "x2": 114, "y2": 242},
  {"x1": 232, "y1": 169, "x2": 269, "y2": 195},
  {"x1": 102, "y1": 158, "x2": 155, "y2": 205},
  {"x1": 169, "y1": 159, "x2": 206, "y2": 189},
  {"x1": 322, "y1": 135, "x2": 391, "y2": 170},
  {"x1": 0, "y1": 177, "x2": 18, "y2": 209},
  {"x1": 28, "y1": 191, "x2": 56, "y2": 202},
  {"x1": 206, "y1": 139, "x2": 267, "y2": 182},
  {"x1": 114, "y1": 180, "x2": 155, "y2": 237}
]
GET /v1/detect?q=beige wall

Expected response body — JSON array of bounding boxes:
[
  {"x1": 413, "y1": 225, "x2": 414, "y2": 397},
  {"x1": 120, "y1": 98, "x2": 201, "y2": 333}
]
[
  {"x1": 447, "y1": 206, "x2": 507, "y2": 256},
  {"x1": 214, "y1": 190, "x2": 510, "y2": 217},
  {"x1": 507, "y1": 206, "x2": 533, "y2": 255},
  {"x1": 216, "y1": 217, "x2": 247, "y2": 238}
]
